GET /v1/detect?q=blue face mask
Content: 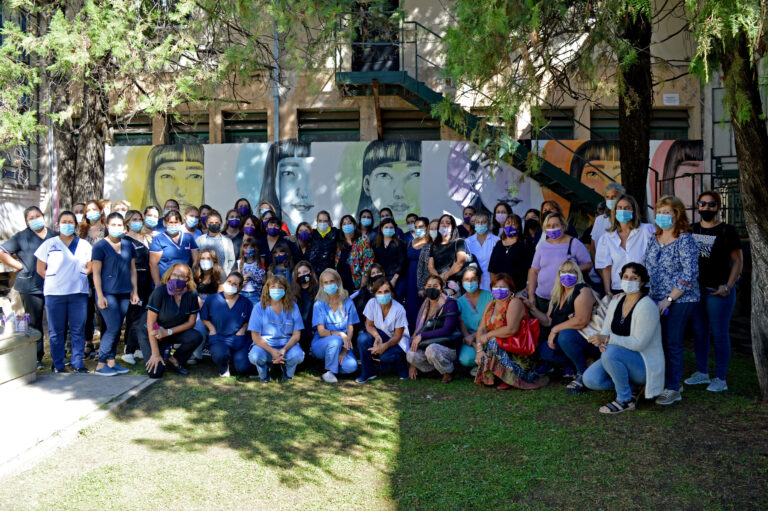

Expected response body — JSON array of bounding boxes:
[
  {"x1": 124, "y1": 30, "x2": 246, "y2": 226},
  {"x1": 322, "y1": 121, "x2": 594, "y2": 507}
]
[
  {"x1": 269, "y1": 288, "x2": 286, "y2": 301},
  {"x1": 186, "y1": 217, "x2": 199, "y2": 229},
  {"x1": 28, "y1": 218, "x2": 45, "y2": 231},
  {"x1": 463, "y1": 281, "x2": 479, "y2": 293},
  {"x1": 323, "y1": 283, "x2": 339, "y2": 295},
  {"x1": 145, "y1": 217, "x2": 158, "y2": 228},
  {"x1": 474, "y1": 224, "x2": 488, "y2": 235},
  {"x1": 341, "y1": 224, "x2": 355, "y2": 235},
  {"x1": 59, "y1": 223, "x2": 75, "y2": 236},
  {"x1": 414, "y1": 228, "x2": 426, "y2": 239},
  {"x1": 166, "y1": 224, "x2": 181, "y2": 235},
  {"x1": 382, "y1": 227, "x2": 396, "y2": 238},
  {"x1": 605, "y1": 199, "x2": 617, "y2": 211},
  {"x1": 86, "y1": 211, "x2": 101, "y2": 222},
  {"x1": 376, "y1": 293, "x2": 392, "y2": 305},
  {"x1": 130, "y1": 221, "x2": 144, "y2": 233},
  {"x1": 361, "y1": 218, "x2": 373, "y2": 227},
  {"x1": 108, "y1": 227, "x2": 124, "y2": 238},
  {"x1": 615, "y1": 210, "x2": 633, "y2": 224},
  {"x1": 163, "y1": 209, "x2": 170, "y2": 216},
  {"x1": 654, "y1": 213, "x2": 674, "y2": 230}
]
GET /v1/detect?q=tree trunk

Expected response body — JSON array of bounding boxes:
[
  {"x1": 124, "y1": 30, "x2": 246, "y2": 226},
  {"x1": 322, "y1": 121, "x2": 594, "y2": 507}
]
[
  {"x1": 73, "y1": 65, "x2": 109, "y2": 203},
  {"x1": 618, "y1": 10, "x2": 652, "y2": 221},
  {"x1": 721, "y1": 35, "x2": 768, "y2": 402},
  {"x1": 50, "y1": 86, "x2": 78, "y2": 209}
]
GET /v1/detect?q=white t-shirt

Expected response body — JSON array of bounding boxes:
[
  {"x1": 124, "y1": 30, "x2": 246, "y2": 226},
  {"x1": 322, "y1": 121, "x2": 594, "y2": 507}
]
[
  {"x1": 465, "y1": 233, "x2": 500, "y2": 291},
  {"x1": 363, "y1": 297, "x2": 411, "y2": 352},
  {"x1": 34, "y1": 236, "x2": 92, "y2": 296},
  {"x1": 590, "y1": 214, "x2": 612, "y2": 245},
  {"x1": 595, "y1": 223, "x2": 656, "y2": 291}
]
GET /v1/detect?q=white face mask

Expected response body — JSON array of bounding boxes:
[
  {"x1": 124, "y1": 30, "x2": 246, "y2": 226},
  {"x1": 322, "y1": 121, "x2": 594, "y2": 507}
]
[
  {"x1": 222, "y1": 283, "x2": 238, "y2": 296},
  {"x1": 620, "y1": 279, "x2": 642, "y2": 294}
]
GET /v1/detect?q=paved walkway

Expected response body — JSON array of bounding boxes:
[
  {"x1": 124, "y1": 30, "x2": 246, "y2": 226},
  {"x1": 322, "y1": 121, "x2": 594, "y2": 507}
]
[{"x1": 0, "y1": 372, "x2": 155, "y2": 477}]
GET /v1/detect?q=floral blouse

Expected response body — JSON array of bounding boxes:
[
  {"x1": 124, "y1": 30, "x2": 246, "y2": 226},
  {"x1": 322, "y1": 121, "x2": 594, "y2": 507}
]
[
  {"x1": 335, "y1": 237, "x2": 374, "y2": 288},
  {"x1": 644, "y1": 233, "x2": 700, "y2": 303}
]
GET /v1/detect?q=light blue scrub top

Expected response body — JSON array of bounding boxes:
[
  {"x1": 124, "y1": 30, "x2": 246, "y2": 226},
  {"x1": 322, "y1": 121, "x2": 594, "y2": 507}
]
[{"x1": 247, "y1": 301, "x2": 304, "y2": 347}]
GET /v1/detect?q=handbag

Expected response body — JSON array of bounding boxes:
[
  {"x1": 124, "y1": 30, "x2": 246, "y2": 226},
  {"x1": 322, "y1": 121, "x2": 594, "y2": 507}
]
[
  {"x1": 578, "y1": 292, "x2": 613, "y2": 341},
  {"x1": 496, "y1": 308, "x2": 540, "y2": 356},
  {"x1": 415, "y1": 304, "x2": 460, "y2": 349}
]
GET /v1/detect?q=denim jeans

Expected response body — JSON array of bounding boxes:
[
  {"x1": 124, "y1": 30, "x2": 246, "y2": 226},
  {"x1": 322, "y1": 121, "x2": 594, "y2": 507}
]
[
  {"x1": 98, "y1": 293, "x2": 131, "y2": 363},
  {"x1": 661, "y1": 301, "x2": 697, "y2": 391},
  {"x1": 240, "y1": 290, "x2": 261, "y2": 306},
  {"x1": 691, "y1": 288, "x2": 736, "y2": 380},
  {"x1": 208, "y1": 336, "x2": 252, "y2": 375},
  {"x1": 357, "y1": 330, "x2": 408, "y2": 379},
  {"x1": 46, "y1": 293, "x2": 88, "y2": 370},
  {"x1": 192, "y1": 318, "x2": 210, "y2": 359},
  {"x1": 583, "y1": 344, "x2": 646, "y2": 402},
  {"x1": 557, "y1": 328, "x2": 602, "y2": 375},
  {"x1": 310, "y1": 335, "x2": 358, "y2": 375},
  {"x1": 248, "y1": 343, "x2": 305, "y2": 380}
]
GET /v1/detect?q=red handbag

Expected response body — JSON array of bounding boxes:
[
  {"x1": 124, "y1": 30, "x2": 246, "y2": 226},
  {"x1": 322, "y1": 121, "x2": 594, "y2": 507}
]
[{"x1": 496, "y1": 308, "x2": 540, "y2": 356}]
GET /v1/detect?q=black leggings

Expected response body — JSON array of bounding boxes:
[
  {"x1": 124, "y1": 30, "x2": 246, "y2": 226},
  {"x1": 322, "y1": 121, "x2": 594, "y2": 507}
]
[
  {"x1": 20, "y1": 293, "x2": 45, "y2": 361},
  {"x1": 136, "y1": 312, "x2": 202, "y2": 378}
]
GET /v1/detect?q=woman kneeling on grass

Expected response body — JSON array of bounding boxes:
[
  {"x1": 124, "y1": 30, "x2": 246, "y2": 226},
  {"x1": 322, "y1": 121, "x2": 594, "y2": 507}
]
[
  {"x1": 474, "y1": 273, "x2": 548, "y2": 390},
  {"x1": 582, "y1": 263, "x2": 665, "y2": 414}
]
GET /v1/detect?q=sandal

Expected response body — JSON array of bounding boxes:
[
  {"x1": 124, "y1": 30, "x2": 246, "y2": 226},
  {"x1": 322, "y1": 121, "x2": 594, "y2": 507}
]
[
  {"x1": 565, "y1": 376, "x2": 587, "y2": 394},
  {"x1": 599, "y1": 400, "x2": 635, "y2": 414},
  {"x1": 496, "y1": 382, "x2": 513, "y2": 391}
]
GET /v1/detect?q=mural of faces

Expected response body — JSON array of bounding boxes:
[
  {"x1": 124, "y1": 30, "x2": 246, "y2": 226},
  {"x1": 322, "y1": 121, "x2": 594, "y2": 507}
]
[
  {"x1": 275, "y1": 141, "x2": 314, "y2": 233},
  {"x1": 144, "y1": 145, "x2": 205, "y2": 211},
  {"x1": 359, "y1": 141, "x2": 422, "y2": 222}
]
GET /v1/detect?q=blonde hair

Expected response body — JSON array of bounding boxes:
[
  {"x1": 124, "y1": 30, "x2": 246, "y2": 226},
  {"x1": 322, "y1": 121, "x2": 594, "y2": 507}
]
[
  {"x1": 654, "y1": 195, "x2": 692, "y2": 236},
  {"x1": 315, "y1": 268, "x2": 350, "y2": 303},
  {"x1": 113, "y1": 200, "x2": 131, "y2": 209},
  {"x1": 550, "y1": 260, "x2": 584, "y2": 304},
  {"x1": 161, "y1": 263, "x2": 197, "y2": 292},
  {"x1": 260, "y1": 274, "x2": 295, "y2": 311}
]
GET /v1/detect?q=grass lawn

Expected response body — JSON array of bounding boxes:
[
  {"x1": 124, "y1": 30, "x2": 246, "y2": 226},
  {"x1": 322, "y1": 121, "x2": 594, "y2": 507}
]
[{"x1": 1, "y1": 348, "x2": 766, "y2": 510}]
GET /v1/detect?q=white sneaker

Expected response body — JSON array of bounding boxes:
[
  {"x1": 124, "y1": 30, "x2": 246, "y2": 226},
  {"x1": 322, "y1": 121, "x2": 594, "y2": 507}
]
[
  {"x1": 134, "y1": 350, "x2": 143, "y2": 360},
  {"x1": 321, "y1": 371, "x2": 338, "y2": 383},
  {"x1": 655, "y1": 389, "x2": 682, "y2": 405},
  {"x1": 187, "y1": 357, "x2": 198, "y2": 366},
  {"x1": 121, "y1": 353, "x2": 136, "y2": 365},
  {"x1": 707, "y1": 378, "x2": 728, "y2": 392},
  {"x1": 219, "y1": 368, "x2": 231, "y2": 378},
  {"x1": 684, "y1": 371, "x2": 711, "y2": 385}
]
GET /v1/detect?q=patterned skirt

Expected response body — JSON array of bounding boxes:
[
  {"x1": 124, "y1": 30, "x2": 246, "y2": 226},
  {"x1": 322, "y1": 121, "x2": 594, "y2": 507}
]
[{"x1": 474, "y1": 338, "x2": 549, "y2": 389}]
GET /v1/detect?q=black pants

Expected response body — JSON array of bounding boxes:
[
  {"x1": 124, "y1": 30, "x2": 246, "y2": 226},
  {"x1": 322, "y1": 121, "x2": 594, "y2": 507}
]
[
  {"x1": 136, "y1": 312, "x2": 202, "y2": 378},
  {"x1": 20, "y1": 293, "x2": 45, "y2": 361},
  {"x1": 122, "y1": 279, "x2": 152, "y2": 354}
]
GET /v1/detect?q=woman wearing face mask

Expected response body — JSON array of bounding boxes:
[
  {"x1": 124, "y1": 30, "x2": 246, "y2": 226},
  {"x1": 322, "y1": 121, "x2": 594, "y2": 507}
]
[
  {"x1": 458, "y1": 205, "x2": 476, "y2": 238},
  {"x1": 0, "y1": 206, "x2": 55, "y2": 369},
  {"x1": 373, "y1": 218, "x2": 408, "y2": 300},
  {"x1": 293, "y1": 222, "x2": 314, "y2": 261},
  {"x1": 311, "y1": 269, "x2": 360, "y2": 382},
  {"x1": 428, "y1": 214, "x2": 468, "y2": 296},
  {"x1": 407, "y1": 217, "x2": 432, "y2": 329},
  {"x1": 198, "y1": 204, "x2": 212, "y2": 234},
  {"x1": 352, "y1": 263, "x2": 386, "y2": 321},
  {"x1": 400, "y1": 213, "x2": 419, "y2": 244},
  {"x1": 137, "y1": 262, "x2": 203, "y2": 378},
  {"x1": 358, "y1": 209, "x2": 376, "y2": 243},
  {"x1": 527, "y1": 212, "x2": 592, "y2": 314},
  {"x1": 73, "y1": 202, "x2": 85, "y2": 225},
  {"x1": 685, "y1": 191, "x2": 743, "y2": 393},
  {"x1": 142, "y1": 206, "x2": 161, "y2": 239},
  {"x1": 537, "y1": 200, "x2": 578, "y2": 248},
  {"x1": 257, "y1": 201, "x2": 291, "y2": 235},
  {"x1": 335, "y1": 215, "x2": 374, "y2": 293},
  {"x1": 121, "y1": 210, "x2": 153, "y2": 365},
  {"x1": 113, "y1": 200, "x2": 131, "y2": 219},
  {"x1": 181, "y1": 205, "x2": 203, "y2": 238},
  {"x1": 526, "y1": 261, "x2": 596, "y2": 391},
  {"x1": 583, "y1": 263, "x2": 664, "y2": 413},
  {"x1": 200, "y1": 271, "x2": 254, "y2": 377},
  {"x1": 291, "y1": 261, "x2": 319, "y2": 356},
  {"x1": 35, "y1": 211, "x2": 93, "y2": 373},
  {"x1": 149, "y1": 210, "x2": 200, "y2": 287},
  {"x1": 261, "y1": 216, "x2": 296, "y2": 268},
  {"x1": 595, "y1": 194, "x2": 655, "y2": 297},
  {"x1": 457, "y1": 267, "x2": 493, "y2": 370},
  {"x1": 465, "y1": 212, "x2": 499, "y2": 291},
  {"x1": 267, "y1": 241, "x2": 294, "y2": 282},
  {"x1": 644, "y1": 195, "x2": 699, "y2": 406},
  {"x1": 194, "y1": 210, "x2": 236, "y2": 276},
  {"x1": 309, "y1": 210, "x2": 338, "y2": 276},
  {"x1": 356, "y1": 278, "x2": 410, "y2": 382},
  {"x1": 589, "y1": 182, "x2": 626, "y2": 252},
  {"x1": 241, "y1": 214, "x2": 263, "y2": 241},
  {"x1": 238, "y1": 239, "x2": 266, "y2": 306},
  {"x1": 79, "y1": 200, "x2": 107, "y2": 243},
  {"x1": 92, "y1": 213, "x2": 140, "y2": 376},
  {"x1": 491, "y1": 202, "x2": 512, "y2": 236},
  {"x1": 523, "y1": 209, "x2": 542, "y2": 246},
  {"x1": 247, "y1": 275, "x2": 306, "y2": 382},
  {"x1": 189, "y1": 248, "x2": 225, "y2": 364},
  {"x1": 224, "y1": 209, "x2": 244, "y2": 257},
  {"x1": 406, "y1": 276, "x2": 460, "y2": 383},
  {"x1": 79, "y1": 200, "x2": 107, "y2": 360},
  {"x1": 474, "y1": 273, "x2": 548, "y2": 390},
  {"x1": 488, "y1": 214, "x2": 534, "y2": 293},
  {"x1": 235, "y1": 198, "x2": 253, "y2": 221}
]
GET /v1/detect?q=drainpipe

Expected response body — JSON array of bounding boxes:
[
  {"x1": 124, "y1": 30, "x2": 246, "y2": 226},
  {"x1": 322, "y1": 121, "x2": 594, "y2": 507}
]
[{"x1": 273, "y1": 8, "x2": 280, "y2": 142}]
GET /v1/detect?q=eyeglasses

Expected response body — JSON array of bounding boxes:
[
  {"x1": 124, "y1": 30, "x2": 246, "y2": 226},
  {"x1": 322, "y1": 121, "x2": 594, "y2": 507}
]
[
  {"x1": 170, "y1": 274, "x2": 189, "y2": 281},
  {"x1": 697, "y1": 201, "x2": 718, "y2": 208}
]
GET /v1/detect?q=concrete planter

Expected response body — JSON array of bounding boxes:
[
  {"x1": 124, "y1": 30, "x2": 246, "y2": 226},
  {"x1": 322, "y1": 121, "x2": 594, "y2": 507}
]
[{"x1": 0, "y1": 330, "x2": 40, "y2": 390}]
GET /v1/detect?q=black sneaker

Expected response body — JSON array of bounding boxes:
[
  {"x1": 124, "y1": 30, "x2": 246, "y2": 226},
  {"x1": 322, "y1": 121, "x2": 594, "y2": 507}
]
[{"x1": 73, "y1": 367, "x2": 90, "y2": 374}]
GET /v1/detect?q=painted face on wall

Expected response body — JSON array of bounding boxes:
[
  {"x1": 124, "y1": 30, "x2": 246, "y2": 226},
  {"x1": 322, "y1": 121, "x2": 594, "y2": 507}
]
[
  {"x1": 673, "y1": 160, "x2": 704, "y2": 208},
  {"x1": 153, "y1": 158, "x2": 204, "y2": 211},
  {"x1": 363, "y1": 160, "x2": 421, "y2": 221},
  {"x1": 581, "y1": 159, "x2": 622, "y2": 196},
  {"x1": 278, "y1": 156, "x2": 314, "y2": 229}
]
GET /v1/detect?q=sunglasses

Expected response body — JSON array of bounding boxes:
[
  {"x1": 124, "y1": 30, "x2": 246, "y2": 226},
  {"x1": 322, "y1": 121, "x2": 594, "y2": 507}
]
[{"x1": 697, "y1": 201, "x2": 718, "y2": 208}]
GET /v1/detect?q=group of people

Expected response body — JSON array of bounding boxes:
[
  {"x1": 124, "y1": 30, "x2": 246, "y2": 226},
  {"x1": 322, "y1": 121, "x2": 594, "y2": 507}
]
[{"x1": 0, "y1": 185, "x2": 743, "y2": 414}]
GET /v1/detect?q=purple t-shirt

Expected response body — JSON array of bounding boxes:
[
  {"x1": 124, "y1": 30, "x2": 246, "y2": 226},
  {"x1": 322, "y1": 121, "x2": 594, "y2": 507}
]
[{"x1": 531, "y1": 238, "x2": 591, "y2": 299}]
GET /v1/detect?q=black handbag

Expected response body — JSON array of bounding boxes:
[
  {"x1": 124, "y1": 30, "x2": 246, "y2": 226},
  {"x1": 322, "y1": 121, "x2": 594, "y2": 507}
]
[{"x1": 415, "y1": 308, "x2": 459, "y2": 349}]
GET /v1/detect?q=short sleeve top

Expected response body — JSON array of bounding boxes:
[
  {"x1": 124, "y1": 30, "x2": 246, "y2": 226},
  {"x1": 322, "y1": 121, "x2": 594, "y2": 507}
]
[
  {"x1": 92, "y1": 238, "x2": 137, "y2": 295},
  {"x1": 150, "y1": 232, "x2": 198, "y2": 277},
  {"x1": 363, "y1": 298, "x2": 410, "y2": 352},
  {"x1": 146, "y1": 285, "x2": 201, "y2": 329},
  {"x1": 247, "y1": 301, "x2": 304, "y2": 347},
  {"x1": 200, "y1": 293, "x2": 253, "y2": 337},
  {"x1": 1, "y1": 227, "x2": 56, "y2": 294},
  {"x1": 312, "y1": 298, "x2": 360, "y2": 333},
  {"x1": 34, "y1": 236, "x2": 92, "y2": 296},
  {"x1": 531, "y1": 238, "x2": 591, "y2": 300},
  {"x1": 691, "y1": 222, "x2": 741, "y2": 289},
  {"x1": 457, "y1": 290, "x2": 493, "y2": 333}
]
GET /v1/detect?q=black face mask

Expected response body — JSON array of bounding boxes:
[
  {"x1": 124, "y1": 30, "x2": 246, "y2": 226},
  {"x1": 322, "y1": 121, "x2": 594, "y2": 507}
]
[
  {"x1": 298, "y1": 274, "x2": 311, "y2": 284},
  {"x1": 699, "y1": 209, "x2": 717, "y2": 222},
  {"x1": 425, "y1": 288, "x2": 441, "y2": 300},
  {"x1": 524, "y1": 218, "x2": 540, "y2": 233},
  {"x1": 207, "y1": 223, "x2": 222, "y2": 234}
]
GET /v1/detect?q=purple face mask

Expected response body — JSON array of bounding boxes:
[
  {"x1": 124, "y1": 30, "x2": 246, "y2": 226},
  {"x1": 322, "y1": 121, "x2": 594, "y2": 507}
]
[
  {"x1": 243, "y1": 225, "x2": 257, "y2": 236},
  {"x1": 559, "y1": 273, "x2": 578, "y2": 288},
  {"x1": 495, "y1": 213, "x2": 508, "y2": 225},
  {"x1": 167, "y1": 278, "x2": 188, "y2": 296},
  {"x1": 237, "y1": 206, "x2": 251, "y2": 217},
  {"x1": 503, "y1": 226, "x2": 519, "y2": 237},
  {"x1": 298, "y1": 231, "x2": 312, "y2": 242},
  {"x1": 545, "y1": 228, "x2": 562, "y2": 240},
  {"x1": 228, "y1": 218, "x2": 241, "y2": 228},
  {"x1": 491, "y1": 287, "x2": 510, "y2": 300},
  {"x1": 267, "y1": 227, "x2": 281, "y2": 237}
]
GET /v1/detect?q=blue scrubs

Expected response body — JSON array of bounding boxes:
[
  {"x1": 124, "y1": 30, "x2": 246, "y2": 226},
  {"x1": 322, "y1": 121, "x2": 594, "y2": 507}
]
[
  {"x1": 247, "y1": 301, "x2": 305, "y2": 381},
  {"x1": 200, "y1": 292, "x2": 254, "y2": 374},
  {"x1": 150, "y1": 232, "x2": 198, "y2": 277},
  {"x1": 310, "y1": 299, "x2": 360, "y2": 375}
]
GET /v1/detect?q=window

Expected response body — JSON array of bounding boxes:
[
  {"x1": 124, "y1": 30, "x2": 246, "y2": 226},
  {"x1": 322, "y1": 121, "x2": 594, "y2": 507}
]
[
  {"x1": 590, "y1": 110, "x2": 620, "y2": 140},
  {"x1": 536, "y1": 109, "x2": 575, "y2": 140},
  {"x1": 169, "y1": 114, "x2": 209, "y2": 144},
  {"x1": 650, "y1": 109, "x2": 689, "y2": 140},
  {"x1": 381, "y1": 109, "x2": 440, "y2": 141},
  {"x1": 223, "y1": 111, "x2": 268, "y2": 143},
  {"x1": 298, "y1": 110, "x2": 360, "y2": 142},
  {"x1": 112, "y1": 114, "x2": 153, "y2": 146}
]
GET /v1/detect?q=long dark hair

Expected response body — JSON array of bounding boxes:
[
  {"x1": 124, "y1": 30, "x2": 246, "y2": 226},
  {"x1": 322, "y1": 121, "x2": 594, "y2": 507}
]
[
  {"x1": 143, "y1": 145, "x2": 204, "y2": 210},
  {"x1": 337, "y1": 214, "x2": 361, "y2": 251},
  {"x1": 375, "y1": 217, "x2": 402, "y2": 248},
  {"x1": 357, "y1": 140, "x2": 421, "y2": 222},
  {"x1": 433, "y1": 214, "x2": 458, "y2": 246},
  {"x1": 262, "y1": 140, "x2": 311, "y2": 220},
  {"x1": 291, "y1": 260, "x2": 318, "y2": 301}
]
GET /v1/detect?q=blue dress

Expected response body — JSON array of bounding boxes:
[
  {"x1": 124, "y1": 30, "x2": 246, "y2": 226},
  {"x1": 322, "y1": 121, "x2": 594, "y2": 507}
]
[{"x1": 406, "y1": 241, "x2": 425, "y2": 330}]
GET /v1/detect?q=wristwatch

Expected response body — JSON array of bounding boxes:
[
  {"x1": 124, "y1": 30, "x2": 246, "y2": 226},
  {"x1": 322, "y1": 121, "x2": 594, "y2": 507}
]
[
  {"x1": 167, "y1": 328, "x2": 174, "y2": 336},
  {"x1": 665, "y1": 296, "x2": 674, "y2": 303}
]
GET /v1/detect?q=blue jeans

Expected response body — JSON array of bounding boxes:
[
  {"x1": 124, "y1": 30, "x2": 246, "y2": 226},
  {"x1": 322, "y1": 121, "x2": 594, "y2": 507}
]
[
  {"x1": 311, "y1": 335, "x2": 358, "y2": 375},
  {"x1": 557, "y1": 329, "x2": 602, "y2": 375},
  {"x1": 583, "y1": 345, "x2": 646, "y2": 402},
  {"x1": 192, "y1": 318, "x2": 210, "y2": 359},
  {"x1": 357, "y1": 330, "x2": 408, "y2": 379},
  {"x1": 208, "y1": 336, "x2": 252, "y2": 375},
  {"x1": 240, "y1": 290, "x2": 261, "y2": 306},
  {"x1": 98, "y1": 293, "x2": 131, "y2": 363},
  {"x1": 691, "y1": 288, "x2": 736, "y2": 380},
  {"x1": 661, "y1": 301, "x2": 697, "y2": 391},
  {"x1": 248, "y1": 343, "x2": 305, "y2": 380},
  {"x1": 46, "y1": 293, "x2": 88, "y2": 370}
]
